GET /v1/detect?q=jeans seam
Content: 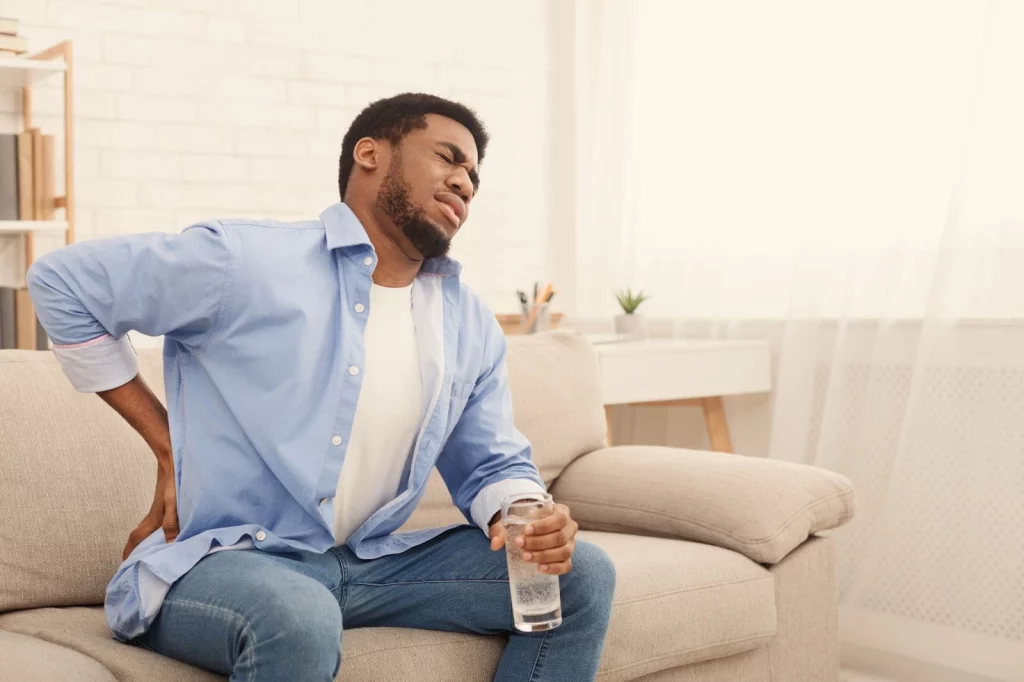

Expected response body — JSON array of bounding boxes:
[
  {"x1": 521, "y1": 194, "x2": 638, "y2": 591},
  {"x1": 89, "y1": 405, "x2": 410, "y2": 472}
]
[
  {"x1": 528, "y1": 630, "x2": 552, "y2": 682},
  {"x1": 329, "y1": 546, "x2": 350, "y2": 610},
  {"x1": 348, "y1": 579, "x2": 508, "y2": 586},
  {"x1": 162, "y1": 597, "x2": 257, "y2": 678}
]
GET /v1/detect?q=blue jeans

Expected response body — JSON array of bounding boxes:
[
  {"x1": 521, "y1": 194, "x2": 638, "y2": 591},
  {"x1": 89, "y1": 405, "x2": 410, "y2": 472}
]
[{"x1": 134, "y1": 526, "x2": 616, "y2": 681}]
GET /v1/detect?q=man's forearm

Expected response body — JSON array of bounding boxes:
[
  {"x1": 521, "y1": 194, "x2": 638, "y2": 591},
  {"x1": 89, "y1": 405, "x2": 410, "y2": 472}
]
[{"x1": 98, "y1": 374, "x2": 173, "y2": 463}]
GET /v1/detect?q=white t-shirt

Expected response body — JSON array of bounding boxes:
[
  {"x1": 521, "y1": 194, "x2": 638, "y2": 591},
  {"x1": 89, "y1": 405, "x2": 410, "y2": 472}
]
[{"x1": 333, "y1": 282, "x2": 422, "y2": 544}]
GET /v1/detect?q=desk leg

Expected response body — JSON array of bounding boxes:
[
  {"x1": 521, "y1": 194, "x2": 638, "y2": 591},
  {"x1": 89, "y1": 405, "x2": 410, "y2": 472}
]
[
  {"x1": 702, "y1": 397, "x2": 733, "y2": 453},
  {"x1": 605, "y1": 405, "x2": 614, "y2": 446}
]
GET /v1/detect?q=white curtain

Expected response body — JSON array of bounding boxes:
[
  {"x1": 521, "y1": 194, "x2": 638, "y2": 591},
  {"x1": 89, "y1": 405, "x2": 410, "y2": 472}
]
[{"x1": 578, "y1": 1, "x2": 1024, "y2": 679}]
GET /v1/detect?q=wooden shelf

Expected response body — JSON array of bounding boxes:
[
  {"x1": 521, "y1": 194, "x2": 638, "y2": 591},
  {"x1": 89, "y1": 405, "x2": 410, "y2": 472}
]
[
  {"x1": 0, "y1": 59, "x2": 66, "y2": 88},
  {"x1": 0, "y1": 220, "x2": 68, "y2": 235}
]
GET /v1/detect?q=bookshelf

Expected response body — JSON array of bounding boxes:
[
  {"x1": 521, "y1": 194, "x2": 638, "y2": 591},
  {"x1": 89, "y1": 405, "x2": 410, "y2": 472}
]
[
  {"x1": 0, "y1": 59, "x2": 66, "y2": 88},
  {"x1": 0, "y1": 40, "x2": 74, "y2": 350},
  {"x1": 0, "y1": 219, "x2": 68, "y2": 235}
]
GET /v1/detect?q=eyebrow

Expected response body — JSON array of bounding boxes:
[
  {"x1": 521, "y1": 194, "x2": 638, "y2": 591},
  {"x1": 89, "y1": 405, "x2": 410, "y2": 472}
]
[{"x1": 438, "y1": 141, "x2": 480, "y2": 191}]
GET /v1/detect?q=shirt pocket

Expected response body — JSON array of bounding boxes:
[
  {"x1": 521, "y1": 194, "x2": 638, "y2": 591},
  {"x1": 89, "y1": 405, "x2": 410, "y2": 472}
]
[{"x1": 446, "y1": 380, "x2": 476, "y2": 435}]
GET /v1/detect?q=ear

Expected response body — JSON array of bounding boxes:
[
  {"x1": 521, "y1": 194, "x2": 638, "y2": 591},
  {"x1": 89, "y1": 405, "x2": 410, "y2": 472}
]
[{"x1": 353, "y1": 137, "x2": 381, "y2": 171}]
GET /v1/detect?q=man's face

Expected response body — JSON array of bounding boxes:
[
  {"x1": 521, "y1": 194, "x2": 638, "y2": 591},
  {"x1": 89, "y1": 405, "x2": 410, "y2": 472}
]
[{"x1": 374, "y1": 114, "x2": 479, "y2": 260}]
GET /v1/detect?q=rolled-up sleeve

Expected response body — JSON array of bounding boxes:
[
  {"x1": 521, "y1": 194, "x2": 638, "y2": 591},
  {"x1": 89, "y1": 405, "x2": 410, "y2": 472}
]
[
  {"x1": 436, "y1": 315, "x2": 546, "y2": 535},
  {"x1": 26, "y1": 222, "x2": 235, "y2": 393}
]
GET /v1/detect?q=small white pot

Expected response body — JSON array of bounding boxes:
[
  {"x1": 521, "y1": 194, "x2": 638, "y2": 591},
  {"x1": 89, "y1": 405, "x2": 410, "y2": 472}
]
[{"x1": 614, "y1": 314, "x2": 644, "y2": 337}]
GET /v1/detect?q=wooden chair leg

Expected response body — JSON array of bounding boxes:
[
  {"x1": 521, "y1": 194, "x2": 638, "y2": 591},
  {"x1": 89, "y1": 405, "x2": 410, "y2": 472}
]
[
  {"x1": 702, "y1": 396, "x2": 733, "y2": 453},
  {"x1": 604, "y1": 405, "x2": 614, "y2": 446}
]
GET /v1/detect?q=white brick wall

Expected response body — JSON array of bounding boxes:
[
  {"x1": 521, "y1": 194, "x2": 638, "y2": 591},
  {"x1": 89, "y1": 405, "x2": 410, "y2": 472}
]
[{"x1": 0, "y1": 0, "x2": 554, "y2": 310}]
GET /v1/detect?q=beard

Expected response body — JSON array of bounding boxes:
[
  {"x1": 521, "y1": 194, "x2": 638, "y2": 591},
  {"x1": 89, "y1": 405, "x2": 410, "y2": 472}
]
[{"x1": 375, "y1": 156, "x2": 451, "y2": 260}]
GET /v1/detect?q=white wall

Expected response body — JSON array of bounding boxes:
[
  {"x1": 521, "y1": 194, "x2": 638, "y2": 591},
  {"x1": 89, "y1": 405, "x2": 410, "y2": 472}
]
[{"x1": 0, "y1": 0, "x2": 556, "y2": 311}]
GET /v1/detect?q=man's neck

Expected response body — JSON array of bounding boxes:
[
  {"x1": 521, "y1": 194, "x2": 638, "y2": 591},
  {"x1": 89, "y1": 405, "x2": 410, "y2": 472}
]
[{"x1": 346, "y1": 202, "x2": 422, "y2": 288}]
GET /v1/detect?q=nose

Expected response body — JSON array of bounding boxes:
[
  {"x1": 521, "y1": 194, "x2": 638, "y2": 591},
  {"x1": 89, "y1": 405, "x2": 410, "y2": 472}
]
[{"x1": 447, "y1": 169, "x2": 473, "y2": 203}]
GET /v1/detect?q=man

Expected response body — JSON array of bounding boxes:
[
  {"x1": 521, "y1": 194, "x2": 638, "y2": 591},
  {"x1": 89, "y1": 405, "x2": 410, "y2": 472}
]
[{"x1": 27, "y1": 93, "x2": 615, "y2": 681}]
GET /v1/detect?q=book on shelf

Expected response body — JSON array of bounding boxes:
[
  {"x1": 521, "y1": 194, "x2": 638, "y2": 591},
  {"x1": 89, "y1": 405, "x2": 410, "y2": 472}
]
[
  {"x1": 0, "y1": 287, "x2": 48, "y2": 350},
  {"x1": 17, "y1": 129, "x2": 34, "y2": 219},
  {"x1": 0, "y1": 17, "x2": 19, "y2": 36},
  {"x1": 0, "y1": 34, "x2": 26, "y2": 54},
  {"x1": 14, "y1": 287, "x2": 35, "y2": 349},
  {"x1": 0, "y1": 134, "x2": 16, "y2": 221},
  {"x1": 0, "y1": 129, "x2": 54, "y2": 350},
  {"x1": 0, "y1": 287, "x2": 14, "y2": 349}
]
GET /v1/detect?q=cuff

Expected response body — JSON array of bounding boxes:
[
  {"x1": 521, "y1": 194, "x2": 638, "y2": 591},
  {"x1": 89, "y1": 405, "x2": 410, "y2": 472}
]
[
  {"x1": 53, "y1": 334, "x2": 139, "y2": 393},
  {"x1": 470, "y1": 478, "x2": 548, "y2": 535}
]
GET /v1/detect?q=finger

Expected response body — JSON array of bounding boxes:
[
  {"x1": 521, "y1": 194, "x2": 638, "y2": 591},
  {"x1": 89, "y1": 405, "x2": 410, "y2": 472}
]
[
  {"x1": 122, "y1": 522, "x2": 154, "y2": 560},
  {"x1": 163, "y1": 484, "x2": 179, "y2": 542},
  {"x1": 525, "y1": 508, "x2": 569, "y2": 536},
  {"x1": 522, "y1": 544, "x2": 573, "y2": 564},
  {"x1": 522, "y1": 528, "x2": 574, "y2": 552},
  {"x1": 538, "y1": 558, "x2": 573, "y2": 576},
  {"x1": 488, "y1": 523, "x2": 505, "y2": 551},
  {"x1": 162, "y1": 505, "x2": 179, "y2": 544}
]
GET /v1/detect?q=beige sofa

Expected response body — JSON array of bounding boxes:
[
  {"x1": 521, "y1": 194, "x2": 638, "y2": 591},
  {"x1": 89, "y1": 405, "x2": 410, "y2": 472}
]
[{"x1": 0, "y1": 332, "x2": 855, "y2": 681}]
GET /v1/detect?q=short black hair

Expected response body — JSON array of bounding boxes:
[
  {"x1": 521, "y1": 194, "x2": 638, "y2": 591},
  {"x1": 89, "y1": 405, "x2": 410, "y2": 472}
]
[{"x1": 338, "y1": 93, "x2": 489, "y2": 200}]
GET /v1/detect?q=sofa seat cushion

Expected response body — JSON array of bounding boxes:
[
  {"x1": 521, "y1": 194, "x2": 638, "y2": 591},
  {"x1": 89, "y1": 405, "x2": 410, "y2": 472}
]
[
  {"x1": 0, "y1": 629, "x2": 117, "y2": 682},
  {"x1": 0, "y1": 607, "x2": 504, "y2": 682},
  {"x1": 0, "y1": 532, "x2": 778, "y2": 682},
  {"x1": 581, "y1": 531, "x2": 777, "y2": 681}
]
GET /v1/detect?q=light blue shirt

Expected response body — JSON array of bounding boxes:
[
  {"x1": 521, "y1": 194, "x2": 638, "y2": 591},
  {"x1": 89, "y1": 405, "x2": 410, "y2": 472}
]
[{"x1": 27, "y1": 203, "x2": 546, "y2": 641}]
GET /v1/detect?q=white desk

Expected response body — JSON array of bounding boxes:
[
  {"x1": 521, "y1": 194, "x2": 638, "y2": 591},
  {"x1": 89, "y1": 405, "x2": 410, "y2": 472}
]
[{"x1": 592, "y1": 339, "x2": 772, "y2": 452}]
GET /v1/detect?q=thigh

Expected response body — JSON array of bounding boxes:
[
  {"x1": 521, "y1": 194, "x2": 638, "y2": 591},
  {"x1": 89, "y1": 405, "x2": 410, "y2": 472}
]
[
  {"x1": 339, "y1": 526, "x2": 516, "y2": 635},
  {"x1": 135, "y1": 548, "x2": 343, "y2": 675}
]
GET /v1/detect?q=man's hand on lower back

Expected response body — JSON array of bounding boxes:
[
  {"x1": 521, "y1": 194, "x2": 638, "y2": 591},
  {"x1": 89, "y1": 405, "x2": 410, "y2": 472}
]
[
  {"x1": 122, "y1": 456, "x2": 178, "y2": 559},
  {"x1": 488, "y1": 502, "x2": 579, "y2": 576},
  {"x1": 94, "y1": 374, "x2": 180, "y2": 560}
]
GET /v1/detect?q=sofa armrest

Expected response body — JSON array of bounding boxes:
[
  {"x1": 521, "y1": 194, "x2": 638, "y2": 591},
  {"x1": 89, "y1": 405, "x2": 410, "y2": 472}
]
[{"x1": 549, "y1": 446, "x2": 855, "y2": 564}]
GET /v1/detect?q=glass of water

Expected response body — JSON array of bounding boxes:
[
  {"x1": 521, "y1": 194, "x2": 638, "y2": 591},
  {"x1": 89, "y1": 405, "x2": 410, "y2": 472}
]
[{"x1": 501, "y1": 493, "x2": 563, "y2": 632}]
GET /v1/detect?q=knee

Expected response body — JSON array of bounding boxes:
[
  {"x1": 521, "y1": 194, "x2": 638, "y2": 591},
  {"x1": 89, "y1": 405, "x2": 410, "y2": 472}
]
[
  {"x1": 254, "y1": 583, "x2": 342, "y2": 674},
  {"x1": 567, "y1": 540, "x2": 617, "y2": 612}
]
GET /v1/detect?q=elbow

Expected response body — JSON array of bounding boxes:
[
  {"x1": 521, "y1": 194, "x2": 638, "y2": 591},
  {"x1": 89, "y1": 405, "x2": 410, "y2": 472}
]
[{"x1": 24, "y1": 256, "x2": 53, "y2": 301}]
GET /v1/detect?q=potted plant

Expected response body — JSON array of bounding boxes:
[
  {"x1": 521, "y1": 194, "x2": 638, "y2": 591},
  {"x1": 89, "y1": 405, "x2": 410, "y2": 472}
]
[{"x1": 614, "y1": 289, "x2": 649, "y2": 337}]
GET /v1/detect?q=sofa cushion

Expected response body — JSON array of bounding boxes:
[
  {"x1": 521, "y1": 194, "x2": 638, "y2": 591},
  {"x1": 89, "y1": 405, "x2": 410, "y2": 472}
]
[
  {"x1": 504, "y1": 331, "x2": 607, "y2": 482},
  {"x1": 0, "y1": 531, "x2": 775, "y2": 682},
  {"x1": 552, "y1": 446, "x2": 856, "y2": 564},
  {"x1": 0, "y1": 606, "x2": 504, "y2": 682},
  {"x1": 582, "y1": 531, "x2": 776, "y2": 681},
  {"x1": 0, "y1": 629, "x2": 118, "y2": 682},
  {"x1": 0, "y1": 350, "x2": 167, "y2": 612},
  {"x1": 402, "y1": 331, "x2": 608, "y2": 531}
]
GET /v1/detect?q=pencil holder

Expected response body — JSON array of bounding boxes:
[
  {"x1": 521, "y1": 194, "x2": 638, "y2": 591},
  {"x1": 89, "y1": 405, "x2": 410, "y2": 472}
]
[{"x1": 520, "y1": 304, "x2": 551, "y2": 334}]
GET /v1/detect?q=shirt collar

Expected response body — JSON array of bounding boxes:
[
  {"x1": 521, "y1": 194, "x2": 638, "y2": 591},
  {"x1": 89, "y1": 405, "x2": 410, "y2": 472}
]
[
  {"x1": 320, "y1": 202, "x2": 462, "y2": 278},
  {"x1": 321, "y1": 202, "x2": 372, "y2": 250}
]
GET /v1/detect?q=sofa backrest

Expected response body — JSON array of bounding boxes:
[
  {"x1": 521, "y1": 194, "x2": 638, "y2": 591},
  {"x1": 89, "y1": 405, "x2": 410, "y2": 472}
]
[
  {"x1": 403, "y1": 331, "x2": 608, "y2": 531},
  {"x1": 0, "y1": 331, "x2": 605, "y2": 611}
]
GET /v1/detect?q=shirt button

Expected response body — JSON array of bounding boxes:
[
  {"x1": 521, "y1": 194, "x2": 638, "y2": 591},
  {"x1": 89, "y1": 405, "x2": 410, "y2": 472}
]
[
  {"x1": 354, "y1": 303, "x2": 365, "y2": 313},
  {"x1": 363, "y1": 256, "x2": 373, "y2": 266},
  {"x1": 255, "y1": 530, "x2": 266, "y2": 542},
  {"x1": 348, "y1": 365, "x2": 359, "y2": 376},
  {"x1": 319, "y1": 497, "x2": 328, "y2": 505},
  {"x1": 331, "y1": 435, "x2": 342, "y2": 446}
]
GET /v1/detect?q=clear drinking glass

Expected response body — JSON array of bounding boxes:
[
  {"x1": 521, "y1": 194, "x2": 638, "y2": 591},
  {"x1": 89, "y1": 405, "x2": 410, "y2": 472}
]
[{"x1": 501, "y1": 492, "x2": 563, "y2": 632}]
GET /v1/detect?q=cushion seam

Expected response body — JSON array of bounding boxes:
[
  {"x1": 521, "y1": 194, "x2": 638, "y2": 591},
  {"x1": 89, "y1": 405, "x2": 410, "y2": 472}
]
[
  {"x1": 561, "y1": 486, "x2": 853, "y2": 546},
  {"x1": 342, "y1": 635, "x2": 495, "y2": 662},
  {"x1": 611, "y1": 573, "x2": 772, "y2": 607},
  {"x1": 597, "y1": 631, "x2": 774, "y2": 676}
]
